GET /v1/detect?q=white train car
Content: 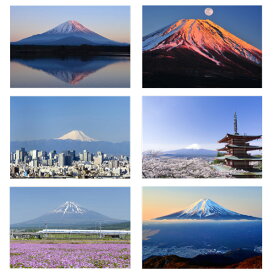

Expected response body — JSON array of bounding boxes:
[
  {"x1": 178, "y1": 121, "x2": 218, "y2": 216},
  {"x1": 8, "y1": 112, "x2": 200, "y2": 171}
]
[{"x1": 37, "y1": 229, "x2": 130, "y2": 238}]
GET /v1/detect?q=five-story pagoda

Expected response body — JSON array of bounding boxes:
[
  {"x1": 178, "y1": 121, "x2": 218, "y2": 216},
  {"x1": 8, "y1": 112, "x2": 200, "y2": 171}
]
[{"x1": 216, "y1": 113, "x2": 262, "y2": 170}]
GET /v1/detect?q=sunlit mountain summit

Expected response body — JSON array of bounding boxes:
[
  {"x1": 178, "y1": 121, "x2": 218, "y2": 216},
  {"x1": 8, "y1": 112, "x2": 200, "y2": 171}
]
[{"x1": 143, "y1": 19, "x2": 261, "y2": 65}]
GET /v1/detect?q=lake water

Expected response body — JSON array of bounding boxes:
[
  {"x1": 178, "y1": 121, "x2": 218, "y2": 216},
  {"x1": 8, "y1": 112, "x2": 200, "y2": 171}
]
[
  {"x1": 143, "y1": 221, "x2": 262, "y2": 260},
  {"x1": 10, "y1": 56, "x2": 130, "y2": 88}
]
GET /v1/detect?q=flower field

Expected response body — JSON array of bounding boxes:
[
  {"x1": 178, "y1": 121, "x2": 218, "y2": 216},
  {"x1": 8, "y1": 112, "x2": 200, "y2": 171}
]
[{"x1": 10, "y1": 242, "x2": 130, "y2": 268}]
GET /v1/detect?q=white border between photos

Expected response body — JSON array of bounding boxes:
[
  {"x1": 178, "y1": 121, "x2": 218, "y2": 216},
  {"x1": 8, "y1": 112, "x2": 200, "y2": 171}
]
[{"x1": 0, "y1": 0, "x2": 275, "y2": 274}]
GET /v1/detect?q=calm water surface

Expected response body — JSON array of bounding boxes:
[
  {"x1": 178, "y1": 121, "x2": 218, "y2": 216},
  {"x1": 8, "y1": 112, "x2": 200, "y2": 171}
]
[{"x1": 10, "y1": 56, "x2": 130, "y2": 88}]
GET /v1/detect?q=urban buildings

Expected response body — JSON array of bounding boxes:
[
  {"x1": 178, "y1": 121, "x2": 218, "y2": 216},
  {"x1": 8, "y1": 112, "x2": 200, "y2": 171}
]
[{"x1": 10, "y1": 148, "x2": 130, "y2": 179}]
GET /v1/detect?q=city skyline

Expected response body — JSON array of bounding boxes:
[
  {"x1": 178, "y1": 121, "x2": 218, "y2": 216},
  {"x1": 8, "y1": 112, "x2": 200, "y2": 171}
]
[
  {"x1": 143, "y1": 6, "x2": 262, "y2": 49},
  {"x1": 143, "y1": 97, "x2": 262, "y2": 151},
  {"x1": 11, "y1": 6, "x2": 130, "y2": 43},
  {"x1": 11, "y1": 97, "x2": 130, "y2": 142},
  {"x1": 11, "y1": 187, "x2": 130, "y2": 224},
  {"x1": 143, "y1": 187, "x2": 262, "y2": 220}
]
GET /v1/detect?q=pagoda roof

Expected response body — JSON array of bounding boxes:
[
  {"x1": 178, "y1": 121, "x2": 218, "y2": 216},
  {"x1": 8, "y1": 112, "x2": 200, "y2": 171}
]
[
  {"x1": 217, "y1": 144, "x2": 262, "y2": 151},
  {"x1": 218, "y1": 133, "x2": 262, "y2": 143},
  {"x1": 216, "y1": 155, "x2": 262, "y2": 161}
]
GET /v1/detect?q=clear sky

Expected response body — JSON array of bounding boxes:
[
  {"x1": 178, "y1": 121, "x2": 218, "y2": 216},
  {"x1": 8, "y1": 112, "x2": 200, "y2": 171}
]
[
  {"x1": 11, "y1": 97, "x2": 130, "y2": 142},
  {"x1": 143, "y1": 187, "x2": 262, "y2": 221},
  {"x1": 143, "y1": 6, "x2": 262, "y2": 49},
  {"x1": 143, "y1": 96, "x2": 262, "y2": 151},
  {"x1": 11, "y1": 187, "x2": 130, "y2": 223},
  {"x1": 11, "y1": 6, "x2": 130, "y2": 43}
]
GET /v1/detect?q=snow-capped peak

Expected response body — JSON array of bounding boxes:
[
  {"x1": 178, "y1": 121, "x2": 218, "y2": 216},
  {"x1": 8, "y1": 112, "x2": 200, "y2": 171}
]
[
  {"x1": 53, "y1": 201, "x2": 88, "y2": 215},
  {"x1": 46, "y1": 20, "x2": 92, "y2": 34},
  {"x1": 185, "y1": 144, "x2": 201, "y2": 150},
  {"x1": 179, "y1": 198, "x2": 239, "y2": 218},
  {"x1": 56, "y1": 130, "x2": 96, "y2": 142},
  {"x1": 143, "y1": 19, "x2": 262, "y2": 65},
  {"x1": 154, "y1": 198, "x2": 261, "y2": 220}
]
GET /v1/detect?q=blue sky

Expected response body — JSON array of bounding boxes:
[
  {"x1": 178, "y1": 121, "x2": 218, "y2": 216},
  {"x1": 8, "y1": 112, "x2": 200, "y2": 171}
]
[
  {"x1": 11, "y1": 187, "x2": 130, "y2": 223},
  {"x1": 143, "y1": 6, "x2": 262, "y2": 49},
  {"x1": 143, "y1": 97, "x2": 262, "y2": 151},
  {"x1": 143, "y1": 187, "x2": 262, "y2": 220},
  {"x1": 10, "y1": 97, "x2": 130, "y2": 142},
  {"x1": 11, "y1": 6, "x2": 130, "y2": 43}
]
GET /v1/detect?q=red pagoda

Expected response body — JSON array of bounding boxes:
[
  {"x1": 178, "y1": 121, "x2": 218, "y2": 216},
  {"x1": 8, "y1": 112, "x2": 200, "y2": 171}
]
[{"x1": 216, "y1": 113, "x2": 262, "y2": 170}]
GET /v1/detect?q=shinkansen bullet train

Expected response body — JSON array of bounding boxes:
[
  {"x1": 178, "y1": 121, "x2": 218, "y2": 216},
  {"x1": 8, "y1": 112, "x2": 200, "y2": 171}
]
[{"x1": 37, "y1": 229, "x2": 130, "y2": 235}]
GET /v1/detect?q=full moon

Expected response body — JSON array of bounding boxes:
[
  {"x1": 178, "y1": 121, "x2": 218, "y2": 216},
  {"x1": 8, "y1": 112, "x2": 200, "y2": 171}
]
[{"x1": 204, "y1": 8, "x2": 214, "y2": 16}]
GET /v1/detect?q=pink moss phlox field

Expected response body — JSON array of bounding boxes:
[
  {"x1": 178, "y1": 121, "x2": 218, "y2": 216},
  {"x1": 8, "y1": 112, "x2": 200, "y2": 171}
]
[{"x1": 10, "y1": 243, "x2": 130, "y2": 268}]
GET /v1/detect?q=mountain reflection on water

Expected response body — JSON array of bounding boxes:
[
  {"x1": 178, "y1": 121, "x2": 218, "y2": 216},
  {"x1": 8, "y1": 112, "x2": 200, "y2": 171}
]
[{"x1": 10, "y1": 56, "x2": 130, "y2": 87}]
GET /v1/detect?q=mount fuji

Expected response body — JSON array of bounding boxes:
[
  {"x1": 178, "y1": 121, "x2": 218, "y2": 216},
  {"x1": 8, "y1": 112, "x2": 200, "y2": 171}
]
[
  {"x1": 143, "y1": 19, "x2": 262, "y2": 88},
  {"x1": 154, "y1": 198, "x2": 261, "y2": 220},
  {"x1": 162, "y1": 148, "x2": 216, "y2": 158},
  {"x1": 12, "y1": 20, "x2": 128, "y2": 46},
  {"x1": 57, "y1": 130, "x2": 96, "y2": 142},
  {"x1": 11, "y1": 201, "x2": 126, "y2": 228}
]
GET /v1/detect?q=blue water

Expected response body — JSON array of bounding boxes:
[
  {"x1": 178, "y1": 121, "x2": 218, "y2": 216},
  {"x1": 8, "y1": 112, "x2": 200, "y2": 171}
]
[
  {"x1": 10, "y1": 56, "x2": 130, "y2": 88},
  {"x1": 143, "y1": 221, "x2": 262, "y2": 259}
]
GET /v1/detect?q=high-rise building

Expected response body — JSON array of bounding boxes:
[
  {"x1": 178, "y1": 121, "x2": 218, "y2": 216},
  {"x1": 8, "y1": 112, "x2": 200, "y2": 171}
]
[
  {"x1": 94, "y1": 151, "x2": 103, "y2": 165},
  {"x1": 83, "y1": 150, "x2": 89, "y2": 162},
  {"x1": 15, "y1": 148, "x2": 25, "y2": 162},
  {"x1": 49, "y1": 150, "x2": 56, "y2": 159},
  {"x1": 30, "y1": 150, "x2": 38, "y2": 159},
  {"x1": 79, "y1": 153, "x2": 84, "y2": 161},
  {"x1": 58, "y1": 153, "x2": 65, "y2": 167}
]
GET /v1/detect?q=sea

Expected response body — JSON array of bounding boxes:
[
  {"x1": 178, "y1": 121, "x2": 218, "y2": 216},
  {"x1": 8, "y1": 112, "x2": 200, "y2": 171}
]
[{"x1": 143, "y1": 221, "x2": 262, "y2": 260}]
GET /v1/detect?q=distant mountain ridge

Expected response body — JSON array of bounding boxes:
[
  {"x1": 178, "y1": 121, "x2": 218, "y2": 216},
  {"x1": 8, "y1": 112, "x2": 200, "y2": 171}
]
[
  {"x1": 11, "y1": 201, "x2": 126, "y2": 228},
  {"x1": 162, "y1": 148, "x2": 216, "y2": 158},
  {"x1": 11, "y1": 139, "x2": 130, "y2": 156},
  {"x1": 12, "y1": 20, "x2": 128, "y2": 46}
]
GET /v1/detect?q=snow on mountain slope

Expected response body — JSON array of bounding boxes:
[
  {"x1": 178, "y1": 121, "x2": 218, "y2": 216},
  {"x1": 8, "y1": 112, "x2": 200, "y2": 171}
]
[
  {"x1": 57, "y1": 130, "x2": 96, "y2": 142},
  {"x1": 143, "y1": 19, "x2": 261, "y2": 66},
  {"x1": 46, "y1": 20, "x2": 93, "y2": 34},
  {"x1": 154, "y1": 198, "x2": 261, "y2": 220},
  {"x1": 178, "y1": 198, "x2": 239, "y2": 218},
  {"x1": 53, "y1": 201, "x2": 88, "y2": 215},
  {"x1": 13, "y1": 20, "x2": 128, "y2": 46}
]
